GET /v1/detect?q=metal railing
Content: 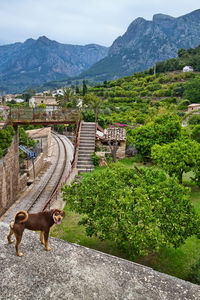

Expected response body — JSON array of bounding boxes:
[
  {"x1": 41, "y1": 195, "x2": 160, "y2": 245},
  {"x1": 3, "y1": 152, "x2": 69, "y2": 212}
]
[{"x1": 8, "y1": 107, "x2": 79, "y2": 123}]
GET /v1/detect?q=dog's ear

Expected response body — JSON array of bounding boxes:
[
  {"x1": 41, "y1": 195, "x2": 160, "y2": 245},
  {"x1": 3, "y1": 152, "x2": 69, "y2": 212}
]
[
  {"x1": 50, "y1": 209, "x2": 57, "y2": 216},
  {"x1": 60, "y1": 210, "x2": 65, "y2": 217}
]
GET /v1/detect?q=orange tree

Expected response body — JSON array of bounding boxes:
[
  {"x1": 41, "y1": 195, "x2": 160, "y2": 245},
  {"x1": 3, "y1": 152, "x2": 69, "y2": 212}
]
[
  {"x1": 62, "y1": 164, "x2": 200, "y2": 258},
  {"x1": 151, "y1": 139, "x2": 200, "y2": 184},
  {"x1": 128, "y1": 113, "x2": 182, "y2": 159}
]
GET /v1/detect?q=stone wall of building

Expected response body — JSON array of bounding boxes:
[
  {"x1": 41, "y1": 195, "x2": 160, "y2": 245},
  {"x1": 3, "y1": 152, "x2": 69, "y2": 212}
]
[
  {"x1": 96, "y1": 140, "x2": 126, "y2": 160},
  {"x1": 0, "y1": 133, "x2": 19, "y2": 216}
]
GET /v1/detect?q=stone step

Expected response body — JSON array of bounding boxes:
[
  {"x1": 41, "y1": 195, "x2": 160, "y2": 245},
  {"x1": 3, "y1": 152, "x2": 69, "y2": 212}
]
[
  {"x1": 77, "y1": 122, "x2": 95, "y2": 173},
  {"x1": 78, "y1": 168, "x2": 94, "y2": 173},
  {"x1": 79, "y1": 141, "x2": 95, "y2": 145},
  {"x1": 78, "y1": 153, "x2": 94, "y2": 158},
  {"x1": 80, "y1": 132, "x2": 95, "y2": 136},
  {"x1": 78, "y1": 153, "x2": 93, "y2": 157},
  {"x1": 77, "y1": 160, "x2": 93, "y2": 165},
  {"x1": 80, "y1": 133, "x2": 95, "y2": 137},
  {"x1": 81, "y1": 126, "x2": 95, "y2": 129},
  {"x1": 78, "y1": 166, "x2": 94, "y2": 172},
  {"x1": 78, "y1": 145, "x2": 95, "y2": 150},
  {"x1": 81, "y1": 125, "x2": 95, "y2": 128},
  {"x1": 77, "y1": 165, "x2": 94, "y2": 172},
  {"x1": 80, "y1": 137, "x2": 95, "y2": 141}
]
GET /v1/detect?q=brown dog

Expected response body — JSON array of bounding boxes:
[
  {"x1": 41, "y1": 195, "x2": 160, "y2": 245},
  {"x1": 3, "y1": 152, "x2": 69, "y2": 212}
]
[{"x1": 7, "y1": 209, "x2": 65, "y2": 256}]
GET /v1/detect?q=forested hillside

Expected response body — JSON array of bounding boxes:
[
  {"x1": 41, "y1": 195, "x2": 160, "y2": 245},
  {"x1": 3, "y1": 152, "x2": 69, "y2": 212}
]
[
  {"x1": 149, "y1": 45, "x2": 200, "y2": 73},
  {"x1": 85, "y1": 70, "x2": 199, "y2": 128}
]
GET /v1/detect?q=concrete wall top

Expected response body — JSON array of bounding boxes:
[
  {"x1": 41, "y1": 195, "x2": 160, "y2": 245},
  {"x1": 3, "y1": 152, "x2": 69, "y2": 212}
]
[
  {"x1": 0, "y1": 222, "x2": 199, "y2": 300},
  {"x1": 26, "y1": 127, "x2": 51, "y2": 139}
]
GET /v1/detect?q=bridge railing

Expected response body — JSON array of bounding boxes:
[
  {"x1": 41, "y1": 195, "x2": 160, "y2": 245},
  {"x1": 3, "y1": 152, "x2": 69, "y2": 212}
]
[{"x1": 8, "y1": 107, "x2": 79, "y2": 123}]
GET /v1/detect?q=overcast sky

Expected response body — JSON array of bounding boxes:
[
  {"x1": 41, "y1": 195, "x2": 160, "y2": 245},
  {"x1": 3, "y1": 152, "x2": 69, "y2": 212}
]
[{"x1": 0, "y1": 0, "x2": 199, "y2": 47}]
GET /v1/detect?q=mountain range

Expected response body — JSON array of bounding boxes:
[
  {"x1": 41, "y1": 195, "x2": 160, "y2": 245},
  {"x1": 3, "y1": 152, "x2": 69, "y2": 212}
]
[
  {"x1": 1, "y1": 9, "x2": 200, "y2": 94},
  {"x1": 0, "y1": 36, "x2": 108, "y2": 93},
  {"x1": 81, "y1": 9, "x2": 200, "y2": 81}
]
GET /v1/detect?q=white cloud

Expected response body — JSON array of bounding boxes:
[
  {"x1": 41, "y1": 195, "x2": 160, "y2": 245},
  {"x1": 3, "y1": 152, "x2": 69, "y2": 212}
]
[{"x1": 0, "y1": 0, "x2": 199, "y2": 46}]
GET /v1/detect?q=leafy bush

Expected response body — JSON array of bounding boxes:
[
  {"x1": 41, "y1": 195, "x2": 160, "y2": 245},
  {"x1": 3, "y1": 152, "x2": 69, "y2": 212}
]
[
  {"x1": 186, "y1": 258, "x2": 200, "y2": 284},
  {"x1": 0, "y1": 126, "x2": 15, "y2": 158},
  {"x1": 177, "y1": 99, "x2": 190, "y2": 110},
  {"x1": 188, "y1": 114, "x2": 200, "y2": 125},
  {"x1": 91, "y1": 152, "x2": 101, "y2": 166},
  {"x1": 191, "y1": 125, "x2": 200, "y2": 143}
]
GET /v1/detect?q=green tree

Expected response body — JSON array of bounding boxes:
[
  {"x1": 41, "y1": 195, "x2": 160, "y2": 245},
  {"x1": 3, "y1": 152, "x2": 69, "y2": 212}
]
[
  {"x1": 62, "y1": 164, "x2": 200, "y2": 257},
  {"x1": 183, "y1": 78, "x2": 200, "y2": 103},
  {"x1": 83, "y1": 93, "x2": 102, "y2": 123},
  {"x1": 131, "y1": 124, "x2": 156, "y2": 158},
  {"x1": 19, "y1": 127, "x2": 36, "y2": 148},
  {"x1": 151, "y1": 139, "x2": 200, "y2": 183},
  {"x1": 0, "y1": 126, "x2": 15, "y2": 158},
  {"x1": 82, "y1": 80, "x2": 88, "y2": 96},
  {"x1": 191, "y1": 125, "x2": 200, "y2": 143},
  {"x1": 75, "y1": 86, "x2": 80, "y2": 94},
  {"x1": 188, "y1": 114, "x2": 200, "y2": 125},
  {"x1": 131, "y1": 114, "x2": 182, "y2": 159},
  {"x1": 56, "y1": 87, "x2": 77, "y2": 107}
]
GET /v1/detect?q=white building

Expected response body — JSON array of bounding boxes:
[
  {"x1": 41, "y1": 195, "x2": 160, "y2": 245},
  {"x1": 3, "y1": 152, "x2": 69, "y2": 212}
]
[
  {"x1": 52, "y1": 89, "x2": 64, "y2": 97},
  {"x1": 183, "y1": 66, "x2": 194, "y2": 72}
]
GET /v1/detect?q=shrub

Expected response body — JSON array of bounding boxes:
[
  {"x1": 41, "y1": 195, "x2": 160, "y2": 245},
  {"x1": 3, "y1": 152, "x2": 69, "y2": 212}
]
[
  {"x1": 91, "y1": 152, "x2": 101, "y2": 166},
  {"x1": 188, "y1": 115, "x2": 200, "y2": 125},
  {"x1": 186, "y1": 258, "x2": 200, "y2": 284},
  {"x1": 0, "y1": 126, "x2": 15, "y2": 158}
]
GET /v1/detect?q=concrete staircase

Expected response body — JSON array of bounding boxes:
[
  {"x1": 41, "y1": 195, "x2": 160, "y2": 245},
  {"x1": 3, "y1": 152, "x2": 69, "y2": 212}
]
[{"x1": 77, "y1": 122, "x2": 96, "y2": 173}]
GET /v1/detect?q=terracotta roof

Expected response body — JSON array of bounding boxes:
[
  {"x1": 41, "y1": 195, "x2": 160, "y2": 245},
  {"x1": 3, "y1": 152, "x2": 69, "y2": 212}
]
[
  {"x1": 103, "y1": 128, "x2": 126, "y2": 141},
  {"x1": 188, "y1": 104, "x2": 200, "y2": 107}
]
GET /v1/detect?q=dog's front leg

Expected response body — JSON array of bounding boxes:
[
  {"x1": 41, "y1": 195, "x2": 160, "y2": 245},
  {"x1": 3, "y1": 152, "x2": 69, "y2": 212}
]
[{"x1": 44, "y1": 230, "x2": 51, "y2": 251}]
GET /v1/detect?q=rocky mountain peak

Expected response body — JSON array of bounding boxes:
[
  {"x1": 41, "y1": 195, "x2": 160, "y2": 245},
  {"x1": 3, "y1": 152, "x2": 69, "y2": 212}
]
[
  {"x1": 81, "y1": 9, "x2": 200, "y2": 82},
  {"x1": 153, "y1": 14, "x2": 175, "y2": 23},
  {"x1": 37, "y1": 36, "x2": 52, "y2": 45}
]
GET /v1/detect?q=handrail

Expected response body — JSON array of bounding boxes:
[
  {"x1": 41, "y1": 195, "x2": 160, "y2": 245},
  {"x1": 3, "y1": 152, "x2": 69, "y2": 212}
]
[
  {"x1": 97, "y1": 123, "x2": 104, "y2": 133},
  {"x1": 71, "y1": 114, "x2": 82, "y2": 169}
]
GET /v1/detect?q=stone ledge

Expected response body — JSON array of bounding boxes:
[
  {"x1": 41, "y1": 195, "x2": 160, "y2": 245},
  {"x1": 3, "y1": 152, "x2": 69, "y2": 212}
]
[{"x1": 0, "y1": 222, "x2": 200, "y2": 300}]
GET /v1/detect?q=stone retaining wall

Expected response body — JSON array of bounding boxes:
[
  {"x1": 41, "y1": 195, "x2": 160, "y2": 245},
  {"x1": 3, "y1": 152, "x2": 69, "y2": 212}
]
[{"x1": 0, "y1": 133, "x2": 19, "y2": 216}]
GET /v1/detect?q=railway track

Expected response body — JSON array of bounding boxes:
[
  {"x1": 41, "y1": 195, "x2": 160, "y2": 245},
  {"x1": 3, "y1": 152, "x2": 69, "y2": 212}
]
[
  {"x1": 28, "y1": 132, "x2": 68, "y2": 213},
  {"x1": 1, "y1": 131, "x2": 73, "y2": 223}
]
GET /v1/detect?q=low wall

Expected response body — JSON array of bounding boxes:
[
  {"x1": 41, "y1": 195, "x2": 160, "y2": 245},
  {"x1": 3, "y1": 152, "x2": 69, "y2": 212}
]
[
  {"x1": 25, "y1": 152, "x2": 45, "y2": 181},
  {"x1": 19, "y1": 173, "x2": 28, "y2": 193},
  {"x1": 0, "y1": 133, "x2": 19, "y2": 216}
]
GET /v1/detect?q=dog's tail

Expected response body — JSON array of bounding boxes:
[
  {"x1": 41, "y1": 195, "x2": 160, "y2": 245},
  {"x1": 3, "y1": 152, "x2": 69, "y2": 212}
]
[{"x1": 13, "y1": 210, "x2": 28, "y2": 225}]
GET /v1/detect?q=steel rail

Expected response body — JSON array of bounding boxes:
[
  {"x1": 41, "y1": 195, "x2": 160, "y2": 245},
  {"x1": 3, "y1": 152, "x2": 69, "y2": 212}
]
[{"x1": 27, "y1": 131, "x2": 67, "y2": 212}]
